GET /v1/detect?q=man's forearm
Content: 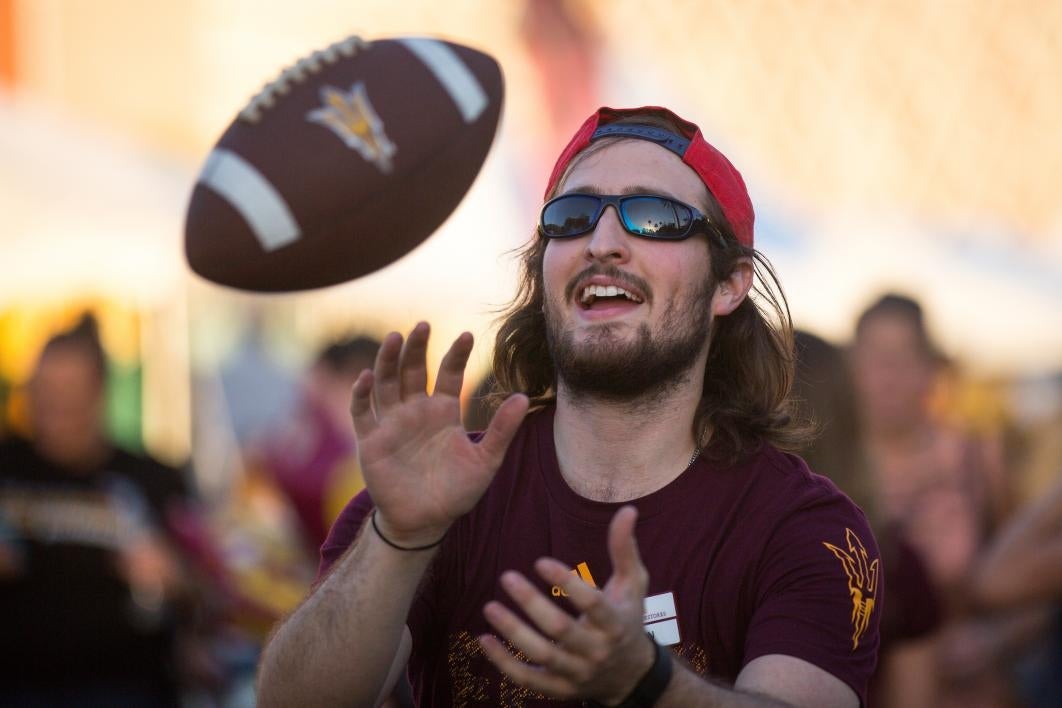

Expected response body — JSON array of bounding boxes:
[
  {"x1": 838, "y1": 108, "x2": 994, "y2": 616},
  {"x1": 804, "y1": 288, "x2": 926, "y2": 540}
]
[
  {"x1": 658, "y1": 663, "x2": 793, "y2": 708},
  {"x1": 256, "y1": 520, "x2": 437, "y2": 707}
]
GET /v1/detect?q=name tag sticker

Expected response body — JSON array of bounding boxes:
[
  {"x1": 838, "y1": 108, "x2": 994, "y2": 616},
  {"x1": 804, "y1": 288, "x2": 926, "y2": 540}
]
[
  {"x1": 646, "y1": 618, "x2": 681, "y2": 646},
  {"x1": 642, "y1": 592, "x2": 680, "y2": 646},
  {"x1": 642, "y1": 592, "x2": 677, "y2": 624}
]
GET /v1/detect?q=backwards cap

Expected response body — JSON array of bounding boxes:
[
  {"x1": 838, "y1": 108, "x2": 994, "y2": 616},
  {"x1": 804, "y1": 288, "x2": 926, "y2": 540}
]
[{"x1": 544, "y1": 106, "x2": 755, "y2": 248}]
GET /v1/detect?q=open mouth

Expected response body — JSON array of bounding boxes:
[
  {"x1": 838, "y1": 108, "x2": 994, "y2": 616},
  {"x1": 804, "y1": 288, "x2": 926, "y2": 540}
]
[{"x1": 579, "y1": 284, "x2": 645, "y2": 310}]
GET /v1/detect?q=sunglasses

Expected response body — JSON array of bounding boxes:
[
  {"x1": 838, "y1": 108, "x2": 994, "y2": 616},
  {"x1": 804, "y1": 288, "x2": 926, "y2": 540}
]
[{"x1": 539, "y1": 193, "x2": 714, "y2": 241}]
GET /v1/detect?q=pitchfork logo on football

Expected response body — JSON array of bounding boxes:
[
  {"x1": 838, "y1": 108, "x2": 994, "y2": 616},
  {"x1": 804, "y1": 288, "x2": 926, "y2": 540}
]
[
  {"x1": 822, "y1": 528, "x2": 879, "y2": 651},
  {"x1": 306, "y1": 82, "x2": 397, "y2": 173}
]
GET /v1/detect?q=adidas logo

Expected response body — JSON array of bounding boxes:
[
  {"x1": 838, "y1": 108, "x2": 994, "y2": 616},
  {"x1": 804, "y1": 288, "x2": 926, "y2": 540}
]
[{"x1": 551, "y1": 561, "x2": 596, "y2": 597}]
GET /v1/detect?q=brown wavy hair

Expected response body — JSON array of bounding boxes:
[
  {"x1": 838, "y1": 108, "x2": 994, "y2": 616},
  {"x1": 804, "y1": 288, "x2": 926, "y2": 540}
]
[{"x1": 491, "y1": 112, "x2": 808, "y2": 463}]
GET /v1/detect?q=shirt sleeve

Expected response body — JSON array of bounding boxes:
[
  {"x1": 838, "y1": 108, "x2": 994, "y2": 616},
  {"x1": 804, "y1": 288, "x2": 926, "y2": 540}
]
[
  {"x1": 317, "y1": 488, "x2": 374, "y2": 582},
  {"x1": 744, "y1": 483, "x2": 882, "y2": 707}
]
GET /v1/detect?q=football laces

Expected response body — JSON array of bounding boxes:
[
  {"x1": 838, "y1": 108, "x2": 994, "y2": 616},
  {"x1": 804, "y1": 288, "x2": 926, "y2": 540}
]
[{"x1": 239, "y1": 35, "x2": 370, "y2": 124}]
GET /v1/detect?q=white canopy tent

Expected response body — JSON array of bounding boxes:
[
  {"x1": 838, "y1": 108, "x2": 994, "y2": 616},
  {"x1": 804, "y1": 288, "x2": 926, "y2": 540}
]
[{"x1": 0, "y1": 96, "x2": 191, "y2": 305}]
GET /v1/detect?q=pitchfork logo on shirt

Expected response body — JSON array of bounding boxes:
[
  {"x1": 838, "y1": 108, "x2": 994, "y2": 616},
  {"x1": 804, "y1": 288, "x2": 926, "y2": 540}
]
[{"x1": 822, "y1": 528, "x2": 879, "y2": 650}]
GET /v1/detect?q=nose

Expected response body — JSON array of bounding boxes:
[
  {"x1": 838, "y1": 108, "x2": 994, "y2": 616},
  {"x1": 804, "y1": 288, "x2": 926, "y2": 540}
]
[{"x1": 583, "y1": 204, "x2": 631, "y2": 264}]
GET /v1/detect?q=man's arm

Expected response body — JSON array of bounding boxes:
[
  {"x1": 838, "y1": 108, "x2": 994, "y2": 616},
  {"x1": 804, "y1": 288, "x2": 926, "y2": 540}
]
[
  {"x1": 256, "y1": 323, "x2": 529, "y2": 706},
  {"x1": 479, "y1": 507, "x2": 859, "y2": 708},
  {"x1": 257, "y1": 517, "x2": 426, "y2": 707},
  {"x1": 730, "y1": 655, "x2": 857, "y2": 707}
]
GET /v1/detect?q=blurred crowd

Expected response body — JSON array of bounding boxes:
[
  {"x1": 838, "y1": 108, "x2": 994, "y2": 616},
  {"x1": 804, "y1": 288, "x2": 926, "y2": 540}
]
[
  {"x1": 0, "y1": 292, "x2": 1059, "y2": 707},
  {"x1": 792, "y1": 295, "x2": 1061, "y2": 708}
]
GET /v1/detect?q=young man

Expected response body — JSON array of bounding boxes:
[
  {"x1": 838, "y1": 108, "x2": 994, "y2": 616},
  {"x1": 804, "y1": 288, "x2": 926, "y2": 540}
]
[{"x1": 257, "y1": 107, "x2": 881, "y2": 707}]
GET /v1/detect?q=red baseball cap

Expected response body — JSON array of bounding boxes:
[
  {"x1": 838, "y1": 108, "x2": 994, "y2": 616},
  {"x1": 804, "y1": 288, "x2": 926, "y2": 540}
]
[{"x1": 544, "y1": 106, "x2": 755, "y2": 248}]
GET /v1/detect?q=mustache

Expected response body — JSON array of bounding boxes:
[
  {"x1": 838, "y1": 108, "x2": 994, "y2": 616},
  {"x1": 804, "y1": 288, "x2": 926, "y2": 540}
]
[{"x1": 564, "y1": 265, "x2": 653, "y2": 304}]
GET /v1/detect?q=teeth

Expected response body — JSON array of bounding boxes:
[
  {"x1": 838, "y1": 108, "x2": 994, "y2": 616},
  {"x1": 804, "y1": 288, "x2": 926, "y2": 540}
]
[{"x1": 580, "y1": 285, "x2": 644, "y2": 304}]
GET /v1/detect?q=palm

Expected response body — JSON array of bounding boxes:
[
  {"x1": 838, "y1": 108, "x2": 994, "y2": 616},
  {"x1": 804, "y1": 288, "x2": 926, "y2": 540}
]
[
  {"x1": 350, "y1": 324, "x2": 528, "y2": 542},
  {"x1": 358, "y1": 399, "x2": 491, "y2": 526}
]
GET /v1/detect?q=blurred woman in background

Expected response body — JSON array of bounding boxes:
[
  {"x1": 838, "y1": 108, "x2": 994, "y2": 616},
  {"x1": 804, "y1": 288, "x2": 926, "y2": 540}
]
[
  {"x1": 793, "y1": 329, "x2": 941, "y2": 708},
  {"x1": 850, "y1": 294, "x2": 1022, "y2": 707},
  {"x1": 0, "y1": 314, "x2": 193, "y2": 706},
  {"x1": 851, "y1": 294, "x2": 1009, "y2": 596}
]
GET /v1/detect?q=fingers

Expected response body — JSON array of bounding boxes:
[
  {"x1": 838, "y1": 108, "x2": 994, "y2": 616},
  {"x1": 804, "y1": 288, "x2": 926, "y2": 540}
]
[
  {"x1": 432, "y1": 331, "x2": 474, "y2": 398},
  {"x1": 349, "y1": 369, "x2": 378, "y2": 437},
  {"x1": 481, "y1": 570, "x2": 600, "y2": 689},
  {"x1": 534, "y1": 558, "x2": 617, "y2": 630},
  {"x1": 479, "y1": 394, "x2": 530, "y2": 467},
  {"x1": 500, "y1": 569, "x2": 614, "y2": 658},
  {"x1": 482, "y1": 600, "x2": 585, "y2": 676},
  {"x1": 478, "y1": 634, "x2": 574, "y2": 698},
  {"x1": 497, "y1": 571, "x2": 585, "y2": 644},
  {"x1": 607, "y1": 506, "x2": 648, "y2": 595},
  {"x1": 397, "y1": 322, "x2": 430, "y2": 399},
  {"x1": 374, "y1": 323, "x2": 442, "y2": 409},
  {"x1": 371, "y1": 331, "x2": 404, "y2": 412}
]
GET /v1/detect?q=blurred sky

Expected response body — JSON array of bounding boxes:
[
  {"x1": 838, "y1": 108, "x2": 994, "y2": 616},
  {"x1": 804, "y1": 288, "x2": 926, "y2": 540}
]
[{"x1": 1, "y1": 0, "x2": 1061, "y2": 459}]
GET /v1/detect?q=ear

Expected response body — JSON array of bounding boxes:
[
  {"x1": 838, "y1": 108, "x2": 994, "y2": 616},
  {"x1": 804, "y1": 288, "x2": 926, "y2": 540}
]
[{"x1": 711, "y1": 257, "x2": 754, "y2": 317}]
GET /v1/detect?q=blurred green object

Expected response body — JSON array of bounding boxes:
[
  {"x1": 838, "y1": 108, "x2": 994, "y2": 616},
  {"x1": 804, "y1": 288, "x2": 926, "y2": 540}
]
[{"x1": 106, "y1": 360, "x2": 142, "y2": 452}]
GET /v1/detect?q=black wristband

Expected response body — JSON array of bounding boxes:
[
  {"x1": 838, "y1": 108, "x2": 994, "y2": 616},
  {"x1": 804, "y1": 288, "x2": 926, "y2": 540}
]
[
  {"x1": 587, "y1": 634, "x2": 673, "y2": 708},
  {"x1": 370, "y1": 510, "x2": 446, "y2": 552}
]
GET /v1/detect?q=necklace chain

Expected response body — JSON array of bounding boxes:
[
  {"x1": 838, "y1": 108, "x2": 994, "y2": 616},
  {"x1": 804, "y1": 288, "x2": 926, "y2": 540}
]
[{"x1": 688, "y1": 447, "x2": 701, "y2": 467}]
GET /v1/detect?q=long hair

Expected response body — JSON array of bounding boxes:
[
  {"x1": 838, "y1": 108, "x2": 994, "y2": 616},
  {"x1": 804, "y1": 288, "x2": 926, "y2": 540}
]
[
  {"x1": 791, "y1": 330, "x2": 875, "y2": 518},
  {"x1": 491, "y1": 113, "x2": 808, "y2": 463},
  {"x1": 791, "y1": 330, "x2": 899, "y2": 582}
]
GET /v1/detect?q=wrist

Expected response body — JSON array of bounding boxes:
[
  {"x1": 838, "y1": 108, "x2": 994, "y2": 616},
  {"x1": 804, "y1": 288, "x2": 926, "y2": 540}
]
[
  {"x1": 590, "y1": 634, "x2": 673, "y2": 708},
  {"x1": 371, "y1": 510, "x2": 448, "y2": 552}
]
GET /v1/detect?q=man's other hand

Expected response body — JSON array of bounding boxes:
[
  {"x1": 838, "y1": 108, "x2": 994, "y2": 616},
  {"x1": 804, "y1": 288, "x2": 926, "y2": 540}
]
[{"x1": 478, "y1": 506, "x2": 655, "y2": 705}]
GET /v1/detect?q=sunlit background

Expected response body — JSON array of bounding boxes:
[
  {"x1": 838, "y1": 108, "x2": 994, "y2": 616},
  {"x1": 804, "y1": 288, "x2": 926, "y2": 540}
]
[{"x1": 3, "y1": 0, "x2": 1061, "y2": 463}]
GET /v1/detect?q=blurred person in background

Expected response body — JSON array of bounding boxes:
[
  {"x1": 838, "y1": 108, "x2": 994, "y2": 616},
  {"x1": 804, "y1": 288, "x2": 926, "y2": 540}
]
[
  {"x1": 851, "y1": 294, "x2": 1009, "y2": 595},
  {"x1": 0, "y1": 376, "x2": 8, "y2": 439},
  {"x1": 160, "y1": 334, "x2": 389, "y2": 705},
  {"x1": 253, "y1": 334, "x2": 382, "y2": 556},
  {"x1": 0, "y1": 314, "x2": 193, "y2": 706},
  {"x1": 971, "y1": 472, "x2": 1062, "y2": 708},
  {"x1": 792, "y1": 330, "x2": 942, "y2": 707},
  {"x1": 850, "y1": 294, "x2": 1022, "y2": 706}
]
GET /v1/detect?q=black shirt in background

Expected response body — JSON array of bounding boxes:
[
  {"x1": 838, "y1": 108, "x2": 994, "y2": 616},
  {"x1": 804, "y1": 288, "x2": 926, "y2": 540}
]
[{"x1": 0, "y1": 435, "x2": 189, "y2": 705}]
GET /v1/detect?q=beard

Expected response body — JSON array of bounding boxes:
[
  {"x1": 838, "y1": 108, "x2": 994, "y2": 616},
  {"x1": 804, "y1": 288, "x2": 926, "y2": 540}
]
[{"x1": 545, "y1": 274, "x2": 715, "y2": 406}]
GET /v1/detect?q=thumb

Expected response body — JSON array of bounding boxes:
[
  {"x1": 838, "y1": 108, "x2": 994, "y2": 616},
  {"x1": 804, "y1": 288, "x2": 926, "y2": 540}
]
[
  {"x1": 477, "y1": 394, "x2": 530, "y2": 467},
  {"x1": 607, "y1": 506, "x2": 648, "y2": 596}
]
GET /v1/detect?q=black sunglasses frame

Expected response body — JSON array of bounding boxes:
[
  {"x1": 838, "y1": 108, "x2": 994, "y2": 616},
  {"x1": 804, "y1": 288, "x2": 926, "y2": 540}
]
[{"x1": 538, "y1": 193, "x2": 717, "y2": 242}]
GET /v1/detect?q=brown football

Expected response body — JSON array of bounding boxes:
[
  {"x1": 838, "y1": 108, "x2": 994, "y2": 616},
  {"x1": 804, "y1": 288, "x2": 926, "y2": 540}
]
[{"x1": 184, "y1": 35, "x2": 504, "y2": 291}]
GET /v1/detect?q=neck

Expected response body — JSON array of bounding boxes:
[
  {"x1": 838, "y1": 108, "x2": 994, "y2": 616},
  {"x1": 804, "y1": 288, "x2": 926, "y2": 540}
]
[
  {"x1": 553, "y1": 377, "x2": 703, "y2": 503},
  {"x1": 34, "y1": 434, "x2": 110, "y2": 474}
]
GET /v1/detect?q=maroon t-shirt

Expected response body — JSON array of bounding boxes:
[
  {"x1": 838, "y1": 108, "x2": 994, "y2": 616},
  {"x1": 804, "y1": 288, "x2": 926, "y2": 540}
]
[{"x1": 320, "y1": 408, "x2": 881, "y2": 706}]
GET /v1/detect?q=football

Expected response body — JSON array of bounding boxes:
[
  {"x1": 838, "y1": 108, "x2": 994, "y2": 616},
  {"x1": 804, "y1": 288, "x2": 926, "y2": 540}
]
[{"x1": 184, "y1": 35, "x2": 504, "y2": 292}]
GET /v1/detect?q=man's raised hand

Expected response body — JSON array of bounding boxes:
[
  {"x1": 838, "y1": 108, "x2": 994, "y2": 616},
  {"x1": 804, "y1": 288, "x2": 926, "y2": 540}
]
[{"x1": 349, "y1": 322, "x2": 529, "y2": 548}]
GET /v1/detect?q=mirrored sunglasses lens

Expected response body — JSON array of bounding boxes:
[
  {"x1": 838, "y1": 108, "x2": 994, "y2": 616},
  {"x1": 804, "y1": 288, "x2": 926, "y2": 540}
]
[
  {"x1": 622, "y1": 197, "x2": 692, "y2": 238},
  {"x1": 542, "y1": 196, "x2": 601, "y2": 237}
]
